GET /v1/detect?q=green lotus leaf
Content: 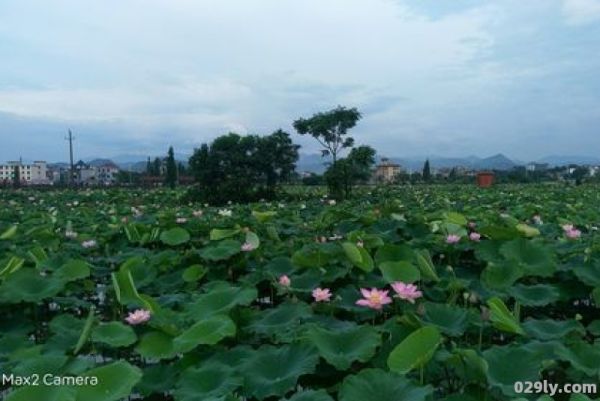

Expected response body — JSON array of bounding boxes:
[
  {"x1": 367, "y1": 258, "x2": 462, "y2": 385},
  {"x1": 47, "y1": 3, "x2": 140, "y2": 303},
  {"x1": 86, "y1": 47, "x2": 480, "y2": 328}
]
[
  {"x1": 0, "y1": 224, "x2": 18, "y2": 240},
  {"x1": 175, "y1": 363, "x2": 242, "y2": 401},
  {"x1": 522, "y1": 319, "x2": 585, "y2": 340},
  {"x1": 248, "y1": 302, "x2": 313, "y2": 341},
  {"x1": 499, "y1": 239, "x2": 556, "y2": 277},
  {"x1": 442, "y1": 348, "x2": 488, "y2": 383},
  {"x1": 375, "y1": 244, "x2": 414, "y2": 264},
  {"x1": 0, "y1": 268, "x2": 64, "y2": 303},
  {"x1": 291, "y1": 243, "x2": 335, "y2": 269},
  {"x1": 210, "y1": 228, "x2": 241, "y2": 240},
  {"x1": 556, "y1": 342, "x2": 600, "y2": 376},
  {"x1": 13, "y1": 354, "x2": 69, "y2": 377},
  {"x1": 387, "y1": 326, "x2": 442, "y2": 374},
  {"x1": 516, "y1": 223, "x2": 541, "y2": 237},
  {"x1": 182, "y1": 264, "x2": 207, "y2": 282},
  {"x1": 185, "y1": 283, "x2": 257, "y2": 319},
  {"x1": 174, "y1": 315, "x2": 236, "y2": 352},
  {"x1": 252, "y1": 210, "x2": 277, "y2": 223},
  {"x1": 508, "y1": 284, "x2": 560, "y2": 306},
  {"x1": 242, "y1": 343, "x2": 319, "y2": 400},
  {"x1": 487, "y1": 297, "x2": 525, "y2": 335},
  {"x1": 135, "y1": 331, "x2": 178, "y2": 360},
  {"x1": 137, "y1": 364, "x2": 177, "y2": 397},
  {"x1": 160, "y1": 227, "x2": 190, "y2": 245},
  {"x1": 483, "y1": 345, "x2": 542, "y2": 396},
  {"x1": 415, "y1": 249, "x2": 439, "y2": 282},
  {"x1": 573, "y1": 260, "x2": 600, "y2": 287},
  {"x1": 339, "y1": 368, "x2": 432, "y2": 401},
  {"x1": 92, "y1": 321, "x2": 137, "y2": 347},
  {"x1": 478, "y1": 225, "x2": 521, "y2": 240},
  {"x1": 342, "y1": 242, "x2": 374, "y2": 272},
  {"x1": 55, "y1": 259, "x2": 90, "y2": 282},
  {"x1": 199, "y1": 239, "x2": 242, "y2": 261},
  {"x1": 379, "y1": 261, "x2": 420, "y2": 283},
  {"x1": 284, "y1": 390, "x2": 334, "y2": 401},
  {"x1": 245, "y1": 230, "x2": 260, "y2": 249},
  {"x1": 75, "y1": 361, "x2": 142, "y2": 401},
  {"x1": 482, "y1": 261, "x2": 523, "y2": 290},
  {"x1": 306, "y1": 324, "x2": 381, "y2": 370},
  {"x1": 421, "y1": 302, "x2": 468, "y2": 337},
  {"x1": 5, "y1": 386, "x2": 76, "y2": 401}
]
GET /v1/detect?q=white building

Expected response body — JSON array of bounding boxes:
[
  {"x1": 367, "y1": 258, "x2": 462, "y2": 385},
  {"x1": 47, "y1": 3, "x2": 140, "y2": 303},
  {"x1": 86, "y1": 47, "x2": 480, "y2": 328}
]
[
  {"x1": 0, "y1": 161, "x2": 49, "y2": 185},
  {"x1": 97, "y1": 163, "x2": 119, "y2": 185}
]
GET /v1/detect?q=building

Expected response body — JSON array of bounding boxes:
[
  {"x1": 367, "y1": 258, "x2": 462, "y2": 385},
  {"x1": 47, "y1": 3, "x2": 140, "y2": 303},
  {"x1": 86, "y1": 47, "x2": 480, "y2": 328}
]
[
  {"x1": 0, "y1": 160, "x2": 49, "y2": 185},
  {"x1": 97, "y1": 162, "x2": 120, "y2": 185},
  {"x1": 373, "y1": 158, "x2": 401, "y2": 183},
  {"x1": 526, "y1": 163, "x2": 549, "y2": 172}
]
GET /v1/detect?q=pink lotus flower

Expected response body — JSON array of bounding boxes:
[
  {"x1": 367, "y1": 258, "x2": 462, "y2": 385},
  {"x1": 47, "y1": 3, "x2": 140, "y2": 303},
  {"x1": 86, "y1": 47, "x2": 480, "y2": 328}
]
[
  {"x1": 469, "y1": 232, "x2": 481, "y2": 242},
  {"x1": 355, "y1": 288, "x2": 392, "y2": 310},
  {"x1": 562, "y1": 223, "x2": 581, "y2": 239},
  {"x1": 176, "y1": 217, "x2": 187, "y2": 224},
  {"x1": 391, "y1": 282, "x2": 423, "y2": 304},
  {"x1": 446, "y1": 234, "x2": 461, "y2": 244},
  {"x1": 356, "y1": 240, "x2": 364, "y2": 248},
  {"x1": 532, "y1": 215, "x2": 543, "y2": 225},
  {"x1": 125, "y1": 309, "x2": 151, "y2": 325},
  {"x1": 468, "y1": 221, "x2": 477, "y2": 228},
  {"x1": 241, "y1": 242, "x2": 255, "y2": 252},
  {"x1": 193, "y1": 210, "x2": 203, "y2": 217},
  {"x1": 312, "y1": 288, "x2": 332, "y2": 302},
  {"x1": 278, "y1": 275, "x2": 291, "y2": 287}
]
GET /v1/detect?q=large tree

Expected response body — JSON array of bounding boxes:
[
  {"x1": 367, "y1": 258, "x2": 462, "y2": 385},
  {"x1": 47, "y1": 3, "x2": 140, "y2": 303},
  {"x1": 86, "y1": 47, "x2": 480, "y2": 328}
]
[
  {"x1": 188, "y1": 131, "x2": 299, "y2": 204},
  {"x1": 13, "y1": 164, "x2": 20, "y2": 188},
  {"x1": 165, "y1": 146, "x2": 178, "y2": 188},
  {"x1": 293, "y1": 106, "x2": 361, "y2": 165},
  {"x1": 324, "y1": 145, "x2": 376, "y2": 199},
  {"x1": 422, "y1": 159, "x2": 431, "y2": 182}
]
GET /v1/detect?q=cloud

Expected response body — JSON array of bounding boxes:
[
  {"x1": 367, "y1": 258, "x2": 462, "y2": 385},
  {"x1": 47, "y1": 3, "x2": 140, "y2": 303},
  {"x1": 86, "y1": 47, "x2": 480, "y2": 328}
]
[
  {"x1": 562, "y1": 0, "x2": 600, "y2": 25},
  {"x1": 0, "y1": 0, "x2": 599, "y2": 162}
]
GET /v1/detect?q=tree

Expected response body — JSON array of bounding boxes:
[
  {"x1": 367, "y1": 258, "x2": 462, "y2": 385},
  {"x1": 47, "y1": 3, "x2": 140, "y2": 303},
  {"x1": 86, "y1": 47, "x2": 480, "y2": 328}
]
[
  {"x1": 165, "y1": 146, "x2": 178, "y2": 188},
  {"x1": 188, "y1": 131, "x2": 299, "y2": 205},
  {"x1": 422, "y1": 159, "x2": 431, "y2": 182},
  {"x1": 293, "y1": 106, "x2": 361, "y2": 165},
  {"x1": 324, "y1": 145, "x2": 376, "y2": 199},
  {"x1": 146, "y1": 157, "x2": 152, "y2": 175},
  {"x1": 13, "y1": 164, "x2": 20, "y2": 188},
  {"x1": 152, "y1": 157, "x2": 161, "y2": 176}
]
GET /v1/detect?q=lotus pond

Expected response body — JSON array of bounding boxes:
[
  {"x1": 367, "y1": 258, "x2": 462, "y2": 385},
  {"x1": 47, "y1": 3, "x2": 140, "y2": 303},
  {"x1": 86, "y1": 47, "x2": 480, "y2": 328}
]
[{"x1": 1, "y1": 184, "x2": 600, "y2": 401}]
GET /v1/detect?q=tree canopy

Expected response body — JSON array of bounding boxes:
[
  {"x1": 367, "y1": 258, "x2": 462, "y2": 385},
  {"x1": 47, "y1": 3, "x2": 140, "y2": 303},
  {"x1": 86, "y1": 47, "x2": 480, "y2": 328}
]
[
  {"x1": 325, "y1": 145, "x2": 376, "y2": 199},
  {"x1": 188, "y1": 131, "x2": 299, "y2": 205},
  {"x1": 293, "y1": 106, "x2": 361, "y2": 164},
  {"x1": 165, "y1": 146, "x2": 178, "y2": 188}
]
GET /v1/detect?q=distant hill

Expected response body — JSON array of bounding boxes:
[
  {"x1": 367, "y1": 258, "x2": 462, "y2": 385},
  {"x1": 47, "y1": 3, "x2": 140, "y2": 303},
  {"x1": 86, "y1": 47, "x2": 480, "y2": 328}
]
[
  {"x1": 296, "y1": 153, "x2": 518, "y2": 173},
  {"x1": 536, "y1": 155, "x2": 600, "y2": 167}
]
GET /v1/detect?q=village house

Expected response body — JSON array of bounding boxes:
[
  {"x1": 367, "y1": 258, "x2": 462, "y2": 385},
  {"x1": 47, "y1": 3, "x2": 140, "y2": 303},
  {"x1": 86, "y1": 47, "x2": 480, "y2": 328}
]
[
  {"x1": 0, "y1": 160, "x2": 49, "y2": 185},
  {"x1": 373, "y1": 158, "x2": 401, "y2": 183}
]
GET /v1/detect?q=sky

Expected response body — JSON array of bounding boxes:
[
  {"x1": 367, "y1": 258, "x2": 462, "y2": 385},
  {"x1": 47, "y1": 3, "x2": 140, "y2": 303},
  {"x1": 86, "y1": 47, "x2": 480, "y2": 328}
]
[{"x1": 0, "y1": 0, "x2": 599, "y2": 162}]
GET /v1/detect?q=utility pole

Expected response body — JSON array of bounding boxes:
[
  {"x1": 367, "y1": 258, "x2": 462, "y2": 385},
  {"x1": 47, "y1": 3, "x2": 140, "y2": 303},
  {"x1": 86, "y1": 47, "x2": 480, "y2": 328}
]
[{"x1": 65, "y1": 129, "x2": 75, "y2": 186}]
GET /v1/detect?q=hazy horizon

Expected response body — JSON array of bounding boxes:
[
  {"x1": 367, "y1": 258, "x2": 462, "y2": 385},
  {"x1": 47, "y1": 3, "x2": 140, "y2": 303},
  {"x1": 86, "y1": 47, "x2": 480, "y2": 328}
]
[{"x1": 1, "y1": 0, "x2": 599, "y2": 162}]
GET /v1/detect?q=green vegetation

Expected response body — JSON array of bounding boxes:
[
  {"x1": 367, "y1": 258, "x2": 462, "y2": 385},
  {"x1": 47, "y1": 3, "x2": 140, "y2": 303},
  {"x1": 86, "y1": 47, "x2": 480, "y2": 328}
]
[
  {"x1": 187, "y1": 130, "x2": 299, "y2": 205},
  {"x1": 1, "y1": 184, "x2": 600, "y2": 400}
]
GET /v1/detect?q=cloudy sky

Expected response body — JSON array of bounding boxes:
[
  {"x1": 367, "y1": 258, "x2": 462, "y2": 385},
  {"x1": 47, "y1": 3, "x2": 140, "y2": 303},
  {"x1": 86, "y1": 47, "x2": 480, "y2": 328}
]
[{"x1": 1, "y1": 0, "x2": 599, "y2": 162}]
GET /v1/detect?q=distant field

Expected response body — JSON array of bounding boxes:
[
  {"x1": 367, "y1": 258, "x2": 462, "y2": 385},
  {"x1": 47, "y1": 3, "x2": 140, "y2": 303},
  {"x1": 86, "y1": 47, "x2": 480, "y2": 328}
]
[{"x1": 1, "y1": 184, "x2": 599, "y2": 400}]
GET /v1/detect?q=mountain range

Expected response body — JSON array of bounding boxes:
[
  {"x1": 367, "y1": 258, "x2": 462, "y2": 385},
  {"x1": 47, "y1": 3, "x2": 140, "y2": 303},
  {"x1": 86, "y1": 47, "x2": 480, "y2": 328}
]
[
  {"x1": 45, "y1": 153, "x2": 600, "y2": 174},
  {"x1": 295, "y1": 153, "x2": 519, "y2": 173}
]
